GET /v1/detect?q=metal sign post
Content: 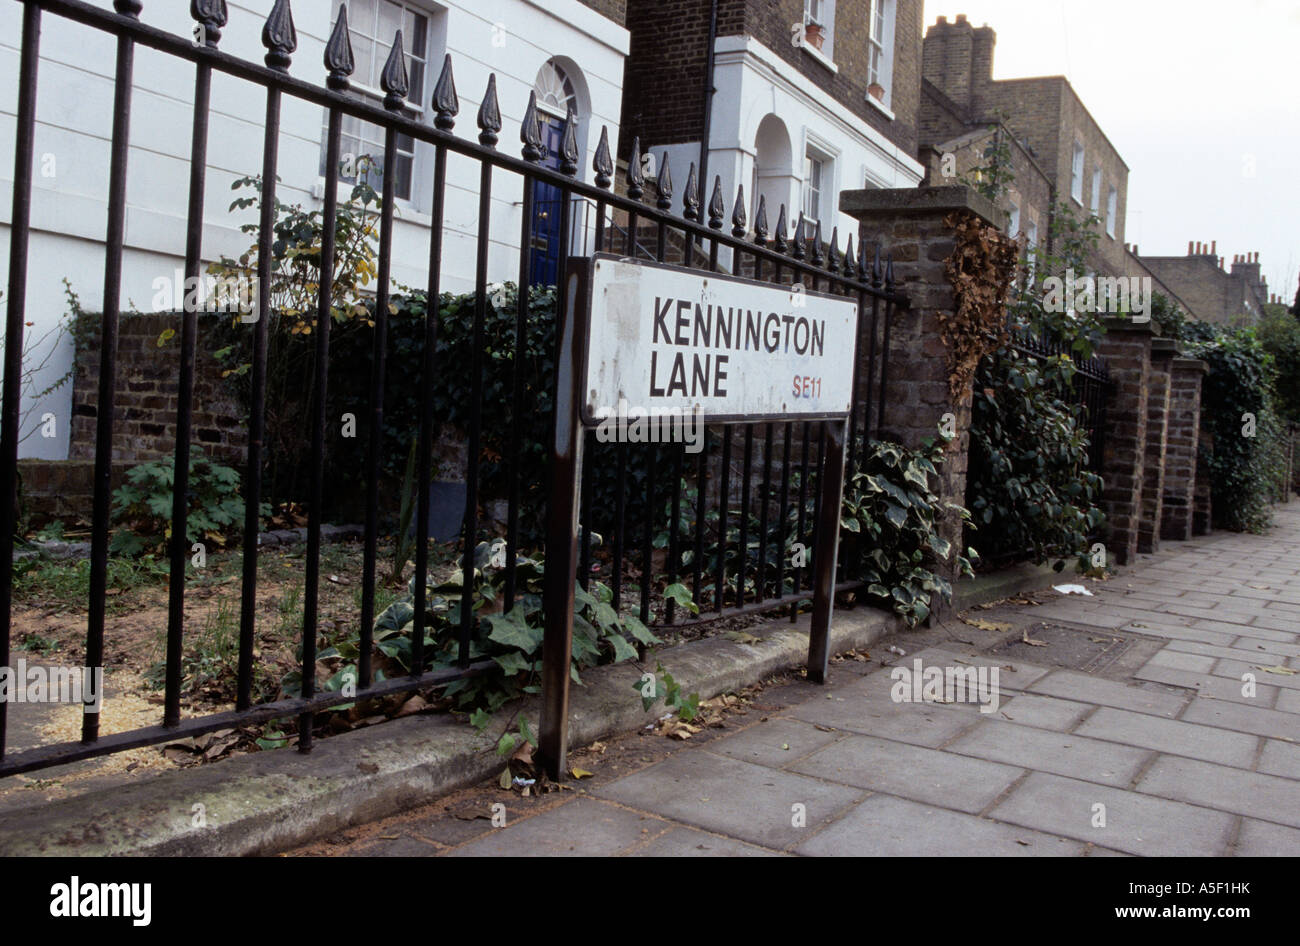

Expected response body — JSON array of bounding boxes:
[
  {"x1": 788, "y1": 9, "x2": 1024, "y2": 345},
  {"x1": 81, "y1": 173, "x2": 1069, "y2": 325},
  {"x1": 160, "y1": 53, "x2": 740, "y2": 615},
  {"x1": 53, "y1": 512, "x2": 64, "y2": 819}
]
[{"x1": 539, "y1": 254, "x2": 858, "y2": 780}]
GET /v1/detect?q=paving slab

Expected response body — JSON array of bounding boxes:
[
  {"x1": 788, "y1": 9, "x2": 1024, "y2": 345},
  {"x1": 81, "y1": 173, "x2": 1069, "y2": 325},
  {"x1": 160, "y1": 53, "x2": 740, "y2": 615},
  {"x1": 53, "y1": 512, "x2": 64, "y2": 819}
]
[
  {"x1": 1237, "y1": 637, "x2": 1300, "y2": 660},
  {"x1": 1135, "y1": 755, "x2": 1300, "y2": 829},
  {"x1": 898, "y1": 647, "x2": 1054, "y2": 691},
  {"x1": 788, "y1": 734, "x2": 1024, "y2": 813},
  {"x1": 1214, "y1": 658, "x2": 1300, "y2": 691},
  {"x1": 794, "y1": 794, "x2": 1083, "y2": 857},
  {"x1": 1180, "y1": 697, "x2": 1300, "y2": 741},
  {"x1": 447, "y1": 798, "x2": 667, "y2": 857},
  {"x1": 1121, "y1": 621, "x2": 1239, "y2": 647},
  {"x1": 1074, "y1": 706, "x2": 1259, "y2": 769},
  {"x1": 627, "y1": 826, "x2": 781, "y2": 857},
  {"x1": 1026, "y1": 669, "x2": 1188, "y2": 718},
  {"x1": 1258, "y1": 740, "x2": 1300, "y2": 779},
  {"x1": 1165, "y1": 639, "x2": 1292, "y2": 665},
  {"x1": 786, "y1": 676, "x2": 979, "y2": 748},
  {"x1": 946, "y1": 718, "x2": 1152, "y2": 786},
  {"x1": 1143, "y1": 649, "x2": 1216, "y2": 673},
  {"x1": 993, "y1": 692, "x2": 1095, "y2": 731},
  {"x1": 988, "y1": 771, "x2": 1236, "y2": 857},
  {"x1": 1249, "y1": 612, "x2": 1300, "y2": 634},
  {"x1": 1275, "y1": 688, "x2": 1300, "y2": 714},
  {"x1": 707, "y1": 717, "x2": 844, "y2": 769},
  {"x1": 1234, "y1": 817, "x2": 1300, "y2": 856},
  {"x1": 593, "y1": 750, "x2": 863, "y2": 850},
  {"x1": 1132, "y1": 663, "x2": 1280, "y2": 707}
]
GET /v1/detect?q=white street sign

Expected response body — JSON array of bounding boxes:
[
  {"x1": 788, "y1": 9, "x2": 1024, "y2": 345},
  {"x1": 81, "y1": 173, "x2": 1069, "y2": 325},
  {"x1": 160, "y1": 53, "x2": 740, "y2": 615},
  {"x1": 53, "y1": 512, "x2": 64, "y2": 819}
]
[{"x1": 582, "y1": 255, "x2": 860, "y2": 424}]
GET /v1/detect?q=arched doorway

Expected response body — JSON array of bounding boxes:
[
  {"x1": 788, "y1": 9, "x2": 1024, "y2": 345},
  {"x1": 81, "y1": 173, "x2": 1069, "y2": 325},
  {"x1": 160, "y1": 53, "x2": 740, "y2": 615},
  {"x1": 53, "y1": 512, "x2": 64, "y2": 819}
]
[
  {"x1": 752, "y1": 114, "x2": 794, "y2": 228},
  {"x1": 529, "y1": 59, "x2": 585, "y2": 286}
]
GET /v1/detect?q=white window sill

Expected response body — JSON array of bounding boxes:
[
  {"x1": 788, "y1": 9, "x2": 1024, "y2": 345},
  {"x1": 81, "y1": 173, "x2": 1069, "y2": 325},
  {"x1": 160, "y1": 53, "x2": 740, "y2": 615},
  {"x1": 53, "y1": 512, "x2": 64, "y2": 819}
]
[
  {"x1": 309, "y1": 178, "x2": 429, "y2": 225},
  {"x1": 801, "y1": 42, "x2": 839, "y2": 74},
  {"x1": 865, "y1": 92, "x2": 895, "y2": 121}
]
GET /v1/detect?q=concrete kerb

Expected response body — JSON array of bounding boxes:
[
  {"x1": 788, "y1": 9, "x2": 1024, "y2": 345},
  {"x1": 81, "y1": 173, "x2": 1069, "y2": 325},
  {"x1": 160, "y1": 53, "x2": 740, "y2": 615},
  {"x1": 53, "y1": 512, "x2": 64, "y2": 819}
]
[{"x1": 0, "y1": 605, "x2": 901, "y2": 857}]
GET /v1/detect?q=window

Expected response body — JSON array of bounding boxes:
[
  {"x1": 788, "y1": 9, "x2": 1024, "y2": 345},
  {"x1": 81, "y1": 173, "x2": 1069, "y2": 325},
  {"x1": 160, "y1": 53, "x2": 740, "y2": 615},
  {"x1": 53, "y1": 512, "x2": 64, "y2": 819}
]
[
  {"x1": 1008, "y1": 202, "x2": 1020, "y2": 239},
  {"x1": 318, "y1": 1, "x2": 432, "y2": 202},
  {"x1": 1090, "y1": 167, "x2": 1101, "y2": 215},
  {"x1": 534, "y1": 60, "x2": 578, "y2": 119},
  {"x1": 803, "y1": 150, "x2": 826, "y2": 226},
  {"x1": 1070, "y1": 141, "x2": 1084, "y2": 204},
  {"x1": 1106, "y1": 186, "x2": 1118, "y2": 238},
  {"x1": 867, "y1": 0, "x2": 887, "y2": 87},
  {"x1": 803, "y1": 0, "x2": 836, "y2": 59},
  {"x1": 1026, "y1": 220, "x2": 1039, "y2": 283}
]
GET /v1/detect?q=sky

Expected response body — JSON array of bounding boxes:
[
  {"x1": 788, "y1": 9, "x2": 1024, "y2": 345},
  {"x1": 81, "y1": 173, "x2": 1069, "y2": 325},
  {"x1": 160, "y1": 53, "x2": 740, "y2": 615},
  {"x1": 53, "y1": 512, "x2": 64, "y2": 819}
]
[{"x1": 921, "y1": 0, "x2": 1300, "y2": 304}]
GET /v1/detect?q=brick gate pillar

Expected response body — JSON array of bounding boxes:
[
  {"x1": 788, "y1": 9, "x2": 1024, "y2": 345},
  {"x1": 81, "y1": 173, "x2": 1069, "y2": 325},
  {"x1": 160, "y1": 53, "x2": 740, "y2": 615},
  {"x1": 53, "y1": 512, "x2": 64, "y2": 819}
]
[
  {"x1": 1096, "y1": 317, "x2": 1155, "y2": 565},
  {"x1": 1160, "y1": 355, "x2": 1208, "y2": 541},
  {"x1": 1137, "y1": 338, "x2": 1177, "y2": 554},
  {"x1": 840, "y1": 184, "x2": 1004, "y2": 596}
]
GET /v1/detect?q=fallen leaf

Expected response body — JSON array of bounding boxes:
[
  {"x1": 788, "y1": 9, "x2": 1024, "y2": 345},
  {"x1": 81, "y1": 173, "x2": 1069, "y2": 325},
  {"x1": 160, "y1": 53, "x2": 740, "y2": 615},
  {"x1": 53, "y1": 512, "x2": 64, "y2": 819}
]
[
  {"x1": 724, "y1": 631, "x2": 762, "y2": 645},
  {"x1": 569, "y1": 767, "x2": 594, "y2": 779},
  {"x1": 1021, "y1": 631, "x2": 1047, "y2": 647},
  {"x1": 964, "y1": 618, "x2": 1012, "y2": 632},
  {"x1": 498, "y1": 768, "x2": 513, "y2": 790},
  {"x1": 395, "y1": 694, "x2": 428, "y2": 717},
  {"x1": 1255, "y1": 665, "x2": 1298, "y2": 676}
]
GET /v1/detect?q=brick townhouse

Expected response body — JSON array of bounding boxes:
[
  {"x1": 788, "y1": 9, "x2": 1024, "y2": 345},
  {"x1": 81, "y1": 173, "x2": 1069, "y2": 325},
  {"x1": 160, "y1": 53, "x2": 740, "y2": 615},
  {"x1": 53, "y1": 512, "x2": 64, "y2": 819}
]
[
  {"x1": 917, "y1": 15, "x2": 1131, "y2": 279},
  {"x1": 619, "y1": 0, "x2": 926, "y2": 248},
  {"x1": 1136, "y1": 243, "x2": 1273, "y2": 325}
]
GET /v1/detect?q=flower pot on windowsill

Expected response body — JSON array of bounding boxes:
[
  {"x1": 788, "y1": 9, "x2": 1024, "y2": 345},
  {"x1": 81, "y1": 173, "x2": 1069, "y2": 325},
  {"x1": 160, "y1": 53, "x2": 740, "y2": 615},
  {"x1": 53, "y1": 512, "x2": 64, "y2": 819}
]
[
  {"x1": 804, "y1": 23, "x2": 825, "y2": 50},
  {"x1": 868, "y1": 82, "x2": 885, "y2": 102}
]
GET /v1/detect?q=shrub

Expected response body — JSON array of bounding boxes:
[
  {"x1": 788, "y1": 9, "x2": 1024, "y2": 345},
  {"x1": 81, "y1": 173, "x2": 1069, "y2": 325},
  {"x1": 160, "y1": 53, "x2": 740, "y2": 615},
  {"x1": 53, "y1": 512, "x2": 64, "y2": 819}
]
[
  {"x1": 840, "y1": 434, "x2": 974, "y2": 626},
  {"x1": 967, "y1": 349, "x2": 1105, "y2": 568},
  {"x1": 110, "y1": 446, "x2": 265, "y2": 556}
]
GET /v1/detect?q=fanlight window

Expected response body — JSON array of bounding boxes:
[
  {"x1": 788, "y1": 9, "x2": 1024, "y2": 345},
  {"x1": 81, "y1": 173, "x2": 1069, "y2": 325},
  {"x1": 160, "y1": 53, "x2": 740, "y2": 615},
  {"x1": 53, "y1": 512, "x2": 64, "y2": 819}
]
[{"x1": 535, "y1": 59, "x2": 577, "y2": 118}]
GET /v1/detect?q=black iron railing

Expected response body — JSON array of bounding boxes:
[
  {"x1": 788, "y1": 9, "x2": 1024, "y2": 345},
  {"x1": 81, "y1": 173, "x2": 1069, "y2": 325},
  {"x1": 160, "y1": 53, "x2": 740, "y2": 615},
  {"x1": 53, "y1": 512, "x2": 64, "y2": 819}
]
[{"x1": 0, "y1": 0, "x2": 907, "y2": 776}]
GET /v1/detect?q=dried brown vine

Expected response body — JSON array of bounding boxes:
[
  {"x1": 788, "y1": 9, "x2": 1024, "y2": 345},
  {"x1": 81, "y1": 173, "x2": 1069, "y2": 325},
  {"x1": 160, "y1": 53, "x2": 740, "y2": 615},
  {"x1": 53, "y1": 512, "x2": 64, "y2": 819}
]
[{"x1": 939, "y1": 210, "x2": 1020, "y2": 404}]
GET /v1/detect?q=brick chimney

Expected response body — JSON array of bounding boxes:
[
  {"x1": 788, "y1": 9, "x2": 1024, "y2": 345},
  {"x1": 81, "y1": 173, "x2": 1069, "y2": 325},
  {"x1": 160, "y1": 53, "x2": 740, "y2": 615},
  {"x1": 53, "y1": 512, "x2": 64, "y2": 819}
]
[{"x1": 923, "y1": 15, "x2": 996, "y2": 112}]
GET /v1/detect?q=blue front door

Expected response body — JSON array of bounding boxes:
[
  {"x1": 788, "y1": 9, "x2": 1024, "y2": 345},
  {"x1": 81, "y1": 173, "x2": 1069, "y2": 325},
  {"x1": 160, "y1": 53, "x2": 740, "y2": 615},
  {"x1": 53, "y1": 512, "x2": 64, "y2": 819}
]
[{"x1": 528, "y1": 117, "x2": 566, "y2": 287}]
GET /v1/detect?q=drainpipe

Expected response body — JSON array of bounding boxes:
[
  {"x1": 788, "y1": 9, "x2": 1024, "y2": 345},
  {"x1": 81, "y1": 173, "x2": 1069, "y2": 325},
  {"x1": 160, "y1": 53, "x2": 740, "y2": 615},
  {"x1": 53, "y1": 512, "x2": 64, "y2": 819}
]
[{"x1": 698, "y1": 0, "x2": 718, "y2": 197}]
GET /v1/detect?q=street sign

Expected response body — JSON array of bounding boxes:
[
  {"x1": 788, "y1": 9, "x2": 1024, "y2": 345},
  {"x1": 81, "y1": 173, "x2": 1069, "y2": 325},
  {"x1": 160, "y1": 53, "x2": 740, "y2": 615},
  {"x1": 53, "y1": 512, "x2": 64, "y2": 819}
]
[
  {"x1": 583, "y1": 255, "x2": 859, "y2": 424},
  {"x1": 539, "y1": 256, "x2": 859, "y2": 780}
]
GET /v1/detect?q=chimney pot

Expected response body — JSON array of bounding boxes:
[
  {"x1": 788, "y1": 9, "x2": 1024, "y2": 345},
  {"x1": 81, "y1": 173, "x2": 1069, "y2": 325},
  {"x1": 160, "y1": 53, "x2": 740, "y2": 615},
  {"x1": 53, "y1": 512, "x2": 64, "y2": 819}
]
[
  {"x1": 1211, "y1": 240, "x2": 1217, "y2": 255},
  {"x1": 956, "y1": 13, "x2": 967, "y2": 23},
  {"x1": 1187, "y1": 240, "x2": 1194, "y2": 255}
]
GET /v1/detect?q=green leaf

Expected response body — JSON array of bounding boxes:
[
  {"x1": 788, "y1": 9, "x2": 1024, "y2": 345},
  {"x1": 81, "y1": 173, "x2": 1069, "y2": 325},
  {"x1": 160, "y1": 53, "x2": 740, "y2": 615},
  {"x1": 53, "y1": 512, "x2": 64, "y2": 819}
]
[{"x1": 486, "y1": 610, "x2": 543, "y2": 653}]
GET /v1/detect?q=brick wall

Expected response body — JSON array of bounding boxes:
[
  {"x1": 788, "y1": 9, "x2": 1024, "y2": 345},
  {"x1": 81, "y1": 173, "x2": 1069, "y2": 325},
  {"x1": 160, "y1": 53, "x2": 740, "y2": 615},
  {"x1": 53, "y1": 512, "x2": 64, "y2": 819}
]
[
  {"x1": 1137, "y1": 341, "x2": 1176, "y2": 554},
  {"x1": 70, "y1": 313, "x2": 247, "y2": 467},
  {"x1": 578, "y1": 0, "x2": 627, "y2": 24},
  {"x1": 1160, "y1": 356, "x2": 1207, "y2": 541},
  {"x1": 841, "y1": 184, "x2": 1003, "y2": 606},
  {"x1": 1096, "y1": 320, "x2": 1154, "y2": 565}
]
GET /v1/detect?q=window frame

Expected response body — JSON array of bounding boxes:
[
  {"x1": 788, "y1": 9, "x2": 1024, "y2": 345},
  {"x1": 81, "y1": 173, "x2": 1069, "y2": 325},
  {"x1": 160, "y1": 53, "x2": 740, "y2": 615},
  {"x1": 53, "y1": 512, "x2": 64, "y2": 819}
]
[
  {"x1": 802, "y1": 150, "x2": 825, "y2": 227},
  {"x1": 1106, "y1": 185, "x2": 1118, "y2": 238},
  {"x1": 319, "y1": 0, "x2": 436, "y2": 205},
  {"x1": 1090, "y1": 166, "x2": 1101, "y2": 216},
  {"x1": 1070, "y1": 140, "x2": 1085, "y2": 204}
]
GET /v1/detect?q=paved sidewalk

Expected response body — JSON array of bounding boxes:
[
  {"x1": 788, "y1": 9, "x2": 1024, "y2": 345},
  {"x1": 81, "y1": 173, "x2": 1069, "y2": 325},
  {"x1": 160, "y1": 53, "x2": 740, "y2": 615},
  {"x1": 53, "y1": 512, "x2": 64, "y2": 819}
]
[{"x1": 320, "y1": 504, "x2": 1300, "y2": 856}]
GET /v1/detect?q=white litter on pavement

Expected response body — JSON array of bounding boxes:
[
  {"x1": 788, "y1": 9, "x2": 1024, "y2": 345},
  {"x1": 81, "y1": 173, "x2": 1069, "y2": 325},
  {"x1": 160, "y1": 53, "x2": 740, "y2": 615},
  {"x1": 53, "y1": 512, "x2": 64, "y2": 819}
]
[{"x1": 1053, "y1": 584, "x2": 1094, "y2": 596}]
